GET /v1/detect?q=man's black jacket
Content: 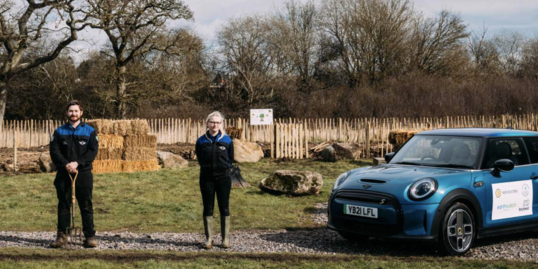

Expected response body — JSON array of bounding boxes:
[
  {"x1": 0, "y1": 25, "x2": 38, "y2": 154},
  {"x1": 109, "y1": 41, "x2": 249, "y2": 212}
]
[{"x1": 50, "y1": 122, "x2": 99, "y2": 173}]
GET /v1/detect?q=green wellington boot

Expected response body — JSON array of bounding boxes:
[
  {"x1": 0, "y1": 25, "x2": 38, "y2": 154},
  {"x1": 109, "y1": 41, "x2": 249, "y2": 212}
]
[
  {"x1": 221, "y1": 216, "x2": 230, "y2": 248},
  {"x1": 202, "y1": 216, "x2": 214, "y2": 249}
]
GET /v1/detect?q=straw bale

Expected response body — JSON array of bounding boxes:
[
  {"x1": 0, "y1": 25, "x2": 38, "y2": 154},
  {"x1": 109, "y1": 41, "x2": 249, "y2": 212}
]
[
  {"x1": 389, "y1": 130, "x2": 420, "y2": 147},
  {"x1": 113, "y1": 120, "x2": 132, "y2": 136},
  {"x1": 123, "y1": 147, "x2": 157, "y2": 161},
  {"x1": 124, "y1": 135, "x2": 157, "y2": 148},
  {"x1": 131, "y1": 120, "x2": 150, "y2": 135},
  {"x1": 86, "y1": 119, "x2": 114, "y2": 134},
  {"x1": 225, "y1": 127, "x2": 242, "y2": 139},
  {"x1": 98, "y1": 135, "x2": 124, "y2": 149},
  {"x1": 122, "y1": 160, "x2": 160, "y2": 172},
  {"x1": 96, "y1": 148, "x2": 123, "y2": 160},
  {"x1": 92, "y1": 160, "x2": 123, "y2": 174}
]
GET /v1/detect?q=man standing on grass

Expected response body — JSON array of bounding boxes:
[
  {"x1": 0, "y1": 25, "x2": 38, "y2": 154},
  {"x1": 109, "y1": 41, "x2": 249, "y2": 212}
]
[{"x1": 49, "y1": 100, "x2": 99, "y2": 248}]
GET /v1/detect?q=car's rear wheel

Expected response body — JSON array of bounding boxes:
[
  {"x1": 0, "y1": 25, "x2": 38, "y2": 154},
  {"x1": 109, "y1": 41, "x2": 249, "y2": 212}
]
[
  {"x1": 439, "y1": 203, "x2": 475, "y2": 255},
  {"x1": 338, "y1": 231, "x2": 368, "y2": 242}
]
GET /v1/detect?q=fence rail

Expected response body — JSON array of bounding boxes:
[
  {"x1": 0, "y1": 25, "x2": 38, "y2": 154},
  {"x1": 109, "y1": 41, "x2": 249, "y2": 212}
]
[{"x1": 2, "y1": 114, "x2": 538, "y2": 159}]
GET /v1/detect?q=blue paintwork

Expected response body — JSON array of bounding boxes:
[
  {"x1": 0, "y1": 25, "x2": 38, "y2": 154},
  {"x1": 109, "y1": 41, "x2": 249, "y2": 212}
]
[{"x1": 328, "y1": 128, "x2": 538, "y2": 241}]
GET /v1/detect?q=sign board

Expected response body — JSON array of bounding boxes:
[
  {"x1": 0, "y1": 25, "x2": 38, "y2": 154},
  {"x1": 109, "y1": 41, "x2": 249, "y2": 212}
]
[
  {"x1": 492, "y1": 180, "x2": 533, "y2": 220},
  {"x1": 250, "y1": 109, "x2": 273, "y2": 125}
]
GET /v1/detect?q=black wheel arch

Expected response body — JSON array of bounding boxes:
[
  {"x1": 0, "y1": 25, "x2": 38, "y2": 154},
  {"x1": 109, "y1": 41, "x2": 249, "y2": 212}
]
[{"x1": 431, "y1": 189, "x2": 483, "y2": 238}]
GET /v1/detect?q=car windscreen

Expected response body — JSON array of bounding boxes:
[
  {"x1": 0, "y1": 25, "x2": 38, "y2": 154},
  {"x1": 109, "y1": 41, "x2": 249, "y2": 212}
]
[{"x1": 389, "y1": 135, "x2": 483, "y2": 169}]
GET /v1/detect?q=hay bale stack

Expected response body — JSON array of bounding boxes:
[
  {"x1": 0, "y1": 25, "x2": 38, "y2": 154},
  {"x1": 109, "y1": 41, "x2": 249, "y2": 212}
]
[
  {"x1": 388, "y1": 129, "x2": 421, "y2": 149},
  {"x1": 123, "y1": 147, "x2": 157, "y2": 161},
  {"x1": 92, "y1": 160, "x2": 123, "y2": 174},
  {"x1": 124, "y1": 135, "x2": 158, "y2": 148},
  {"x1": 122, "y1": 160, "x2": 160, "y2": 172},
  {"x1": 86, "y1": 119, "x2": 114, "y2": 135},
  {"x1": 89, "y1": 119, "x2": 160, "y2": 173}
]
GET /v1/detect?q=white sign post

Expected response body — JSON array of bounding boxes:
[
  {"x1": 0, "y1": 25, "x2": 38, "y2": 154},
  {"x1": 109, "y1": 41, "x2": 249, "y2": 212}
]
[{"x1": 250, "y1": 109, "x2": 273, "y2": 125}]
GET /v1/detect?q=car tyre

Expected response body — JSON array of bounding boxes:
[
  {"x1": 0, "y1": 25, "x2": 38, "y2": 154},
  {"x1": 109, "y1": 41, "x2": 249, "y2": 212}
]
[
  {"x1": 338, "y1": 231, "x2": 368, "y2": 242},
  {"x1": 439, "y1": 203, "x2": 476, "y2": 256}
]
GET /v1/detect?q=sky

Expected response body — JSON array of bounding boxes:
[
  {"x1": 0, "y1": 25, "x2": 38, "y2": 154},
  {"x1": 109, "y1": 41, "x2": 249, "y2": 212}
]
[
  {"x1": 182, "y1": 0, "x2": 538, "y2": 42},
  {"x1": 70, "y1": 0, "x2": 538, "y2": 61}
]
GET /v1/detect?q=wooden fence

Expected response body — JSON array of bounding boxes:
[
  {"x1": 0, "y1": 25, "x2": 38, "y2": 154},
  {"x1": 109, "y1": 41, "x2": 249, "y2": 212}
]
[{"x1": 2, "y1": 114, "x2": 538, "y2": 159}]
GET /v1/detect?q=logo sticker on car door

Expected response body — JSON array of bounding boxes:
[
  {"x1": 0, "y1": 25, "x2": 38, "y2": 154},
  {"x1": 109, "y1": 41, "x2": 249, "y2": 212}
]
[{"x1": 492, "y1": 180, "x2": 533, "y2": 220}]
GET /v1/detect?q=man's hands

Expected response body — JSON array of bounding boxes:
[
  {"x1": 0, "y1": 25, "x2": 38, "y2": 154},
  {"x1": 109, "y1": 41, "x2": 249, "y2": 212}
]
[{"x1": 65, "y1": 162, "x2": 79, "y2": 174}]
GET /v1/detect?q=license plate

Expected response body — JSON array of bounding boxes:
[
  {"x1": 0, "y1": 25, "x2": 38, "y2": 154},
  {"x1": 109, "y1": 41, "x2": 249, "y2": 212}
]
[{"x1": 344, "y1": 204, "x2": 378, "y2": 219}]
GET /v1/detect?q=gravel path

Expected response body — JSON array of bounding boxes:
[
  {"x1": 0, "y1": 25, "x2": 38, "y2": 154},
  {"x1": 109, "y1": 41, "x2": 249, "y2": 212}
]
[{"x1": 1, "y1": 203, "x2": 538, "y2": 261}]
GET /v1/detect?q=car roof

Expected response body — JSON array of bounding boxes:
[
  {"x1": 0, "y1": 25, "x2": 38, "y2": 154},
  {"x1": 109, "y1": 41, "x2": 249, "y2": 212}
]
[{"x1": 417, "y1": 128, "x2": 538, "y2": 137}]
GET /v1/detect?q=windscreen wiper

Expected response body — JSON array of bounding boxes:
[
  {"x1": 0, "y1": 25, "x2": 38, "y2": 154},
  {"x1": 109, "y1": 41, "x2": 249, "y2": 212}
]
[
  {"x1": 432, "y1": 164, "x2": 474, "y2": 169},
  {"x1": 393, "y1": 161, "x2": 421, "y2": 166}
]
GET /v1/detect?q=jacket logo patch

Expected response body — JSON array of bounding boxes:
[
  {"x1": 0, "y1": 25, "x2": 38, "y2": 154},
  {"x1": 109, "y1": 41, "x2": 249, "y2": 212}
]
[
  {"x1": 79, "y1": 141, "x2": 86, "y2": 146},
  {"x1": 63, "y1": 141, "x2": 68, "y2": 145},
  {"x1": 219, "y1": 146, "x2": 226, "y2": 150}
]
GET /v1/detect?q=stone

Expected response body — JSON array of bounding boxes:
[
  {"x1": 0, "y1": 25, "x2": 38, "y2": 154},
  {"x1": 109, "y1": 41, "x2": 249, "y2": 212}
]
[
  {"x1": 38, "y1": 152, "x2": 56, "y2": 172},
  {"x1": 157, "y1": 151, "x2": 188, "y2": 169},
  {"x1": 320, "y1": 146, "x2": 336, "y2": 162},
  {"x1": 233, "y1": 139, "x2": 264, "y2": 163},
  {"x1": 333, "y1": 143, "x2": 360, "y2": 159},
  {"x1": 259, "y1": 170, "x2": 323, "y2": 196}
]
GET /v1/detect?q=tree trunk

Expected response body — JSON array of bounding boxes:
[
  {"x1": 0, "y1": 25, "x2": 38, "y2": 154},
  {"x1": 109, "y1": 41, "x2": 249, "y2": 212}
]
[
  {"x1": 0, "y1": 80, "x2": 8, "y2": 122},
  {"x1": 115, "y1": 65, "x2": 127, "y2": 119}
]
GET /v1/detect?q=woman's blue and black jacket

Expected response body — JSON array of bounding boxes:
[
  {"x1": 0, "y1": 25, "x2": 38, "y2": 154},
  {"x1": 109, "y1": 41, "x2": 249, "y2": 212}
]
[
  {"x1": 195, "y1": 131, "x2": 234, "y2": 179},
  {"x1": 50, "y1": 122, "x2": 99, "y2": 173}
]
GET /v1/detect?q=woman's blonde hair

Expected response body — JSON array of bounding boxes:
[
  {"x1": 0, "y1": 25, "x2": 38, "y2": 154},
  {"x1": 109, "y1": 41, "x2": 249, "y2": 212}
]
[{"x1": 206, "y1": 111, "x2": 226, "y2": 135}]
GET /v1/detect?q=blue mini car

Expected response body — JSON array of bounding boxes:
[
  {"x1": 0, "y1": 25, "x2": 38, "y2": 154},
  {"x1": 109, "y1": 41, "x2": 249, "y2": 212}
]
[{"x1": 328, "y1": 128, "x2": 538, "y2": 255}]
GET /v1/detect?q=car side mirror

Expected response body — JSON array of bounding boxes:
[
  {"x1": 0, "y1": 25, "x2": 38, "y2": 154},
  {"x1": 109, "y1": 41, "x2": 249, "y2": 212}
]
[
  {"x1": 385, "y1": 152, "x2": 395, "y2": 163},
  {"x1": 491, "y1": 159, "x2": 515, "y2": 177}
]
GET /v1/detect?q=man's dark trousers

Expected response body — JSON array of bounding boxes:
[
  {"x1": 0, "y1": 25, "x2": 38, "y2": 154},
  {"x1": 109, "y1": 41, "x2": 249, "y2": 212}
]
[{"x1": 54, "y1": 169, "x2": 95, "y2": 237}]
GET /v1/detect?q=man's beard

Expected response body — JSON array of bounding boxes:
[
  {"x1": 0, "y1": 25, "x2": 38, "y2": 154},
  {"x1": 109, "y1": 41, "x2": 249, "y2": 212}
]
[{"x1": 69, "y1": 115, "x2": 81, "y2": 122}]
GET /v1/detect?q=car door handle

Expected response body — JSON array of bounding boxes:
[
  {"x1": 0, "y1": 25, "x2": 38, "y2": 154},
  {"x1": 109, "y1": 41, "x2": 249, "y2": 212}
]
[{"x1": 531, "y1": 175, "x2": 538, "y2": 180}]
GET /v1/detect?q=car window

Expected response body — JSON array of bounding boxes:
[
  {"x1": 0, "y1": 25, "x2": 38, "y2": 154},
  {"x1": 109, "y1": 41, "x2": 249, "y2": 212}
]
[
  {"x1": 390, "y1": 135, "x2": 482, "y2": 169},
  {"x1": 482, "y1": 138, "x2": 530, "y2": 169},
  {"x1": 523, "y1": 137, "x2": 538, "y2": 163}
]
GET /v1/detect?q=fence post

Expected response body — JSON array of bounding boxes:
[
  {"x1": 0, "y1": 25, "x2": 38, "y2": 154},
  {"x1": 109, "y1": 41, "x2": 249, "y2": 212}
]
[{"x1": 13, "y1": 126, "x2": 17, "y2": 172}]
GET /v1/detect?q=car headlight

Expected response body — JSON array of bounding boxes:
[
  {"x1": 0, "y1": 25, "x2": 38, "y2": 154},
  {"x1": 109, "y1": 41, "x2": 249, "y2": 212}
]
[
  {"x1": 333, "y1": 171, "x2": 351, "y2": 190},
  {"x1": 408, "y1": 178, "x2": 438, "y2": 200}
]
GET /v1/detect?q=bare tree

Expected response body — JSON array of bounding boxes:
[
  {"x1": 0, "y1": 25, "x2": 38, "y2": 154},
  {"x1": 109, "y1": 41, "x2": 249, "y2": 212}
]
[
  {"x1": 319, "y1": 0, "x2": 414, "y2": 87},
  {"x1": 409, "y1": 10, "x2": 469, "y2": 76},
  {"x1": 467, "y1": 26, "x2": 500, "y2": 76},
  {"x1": 269, "y1": 0, "x2": 318, "y2": 89},
  {"x1": 0, "y1": 0, "x2": 85, "y2": 120},
  {"x1": 492, "y1": 30, "x2": 525, "y2": 77},
  {"x1": 520, "y1": 36, "x2": 538, "y2": 80},
  {"x1": 218, "y1": 15, "x2": 275, "y2": 105},
  {"x1": 83, "y1": 0, "x2": 194, "y2": 118}
]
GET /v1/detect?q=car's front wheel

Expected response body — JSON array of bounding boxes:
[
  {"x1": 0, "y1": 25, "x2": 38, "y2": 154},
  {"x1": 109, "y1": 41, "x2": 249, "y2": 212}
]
[{"x1": 439, "y1": 203, "x2": 476, "y2": 255}]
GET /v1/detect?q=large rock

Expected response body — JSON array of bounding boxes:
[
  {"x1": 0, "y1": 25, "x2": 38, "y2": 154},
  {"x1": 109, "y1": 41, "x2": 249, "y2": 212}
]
[
  {"x1": 233, "y1": 139, "x2": 264, "y2": 163},
  {"x1": 38, "y1": 152, "x2": 56, "y2": 172},
  {"x1": 333, "y1": 143, "x2": 360, "y2": 159},
  {"x1": 157, "y1": 151, "x2": 188, "y2": 169},
  {"x1": 320, "y1": 146, "x2": 336, "y2": 162},
  {"x1": 259, "y1": 170, "x2": 323, "y2": 196}
]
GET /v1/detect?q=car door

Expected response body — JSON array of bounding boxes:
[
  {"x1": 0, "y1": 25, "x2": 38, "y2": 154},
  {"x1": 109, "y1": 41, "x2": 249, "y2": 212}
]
[{"x1": 482, "y1": 137, "x2": 538, "y2": 228}]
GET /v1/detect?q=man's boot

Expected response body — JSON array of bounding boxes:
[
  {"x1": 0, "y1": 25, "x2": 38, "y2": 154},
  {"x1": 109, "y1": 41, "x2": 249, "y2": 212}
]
[
  {"x1": 202, "y1": 216, "x2": 214, "y2": 249},
  {"x1": 83, "y1": 236, "x2": 98, "y2": 248},
  {"x1": 221, "y1": 216, "x2": 230, "y2": 248},
  {"x1": 49, "y1": 231, "x2": 67, "y2": 248}
]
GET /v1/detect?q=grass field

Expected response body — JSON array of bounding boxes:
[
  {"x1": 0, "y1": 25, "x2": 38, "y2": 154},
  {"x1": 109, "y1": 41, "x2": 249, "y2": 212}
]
[{"x1": 0, "y1": 159, "x2": 369, "y2": 232}]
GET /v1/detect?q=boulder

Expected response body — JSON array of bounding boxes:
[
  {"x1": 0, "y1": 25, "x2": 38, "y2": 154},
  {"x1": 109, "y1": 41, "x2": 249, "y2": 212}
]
[
  {"x1": 38, "y1": 152, "x2": 56, "y2": 172},
  {"x1": 233, "y1": 139, "x2": 264, "y2": 163},
  {"x1": 373, "y1": 157, "x2": 386, "y2": 165},
  {"x1": 157, "y1": 151, "x2": 188, "y2": 169},
  {"x1": 259, "y1": 170, "x2": 323, "y2": 196},
  {"x1": 333, "y1": 143, "x2": 360, "y2": 159},
  {"x1": 320, "y1": 146, "x2": 336, "y2": 162}
]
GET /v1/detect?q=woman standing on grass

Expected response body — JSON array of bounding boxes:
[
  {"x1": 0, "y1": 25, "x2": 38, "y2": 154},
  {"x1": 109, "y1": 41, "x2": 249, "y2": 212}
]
[{"x1": 195, "y1": 111, "x2": 234, "y2": 249}]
